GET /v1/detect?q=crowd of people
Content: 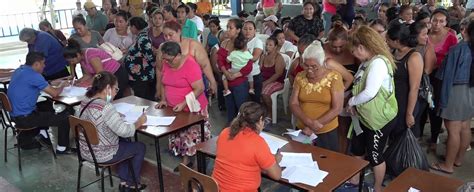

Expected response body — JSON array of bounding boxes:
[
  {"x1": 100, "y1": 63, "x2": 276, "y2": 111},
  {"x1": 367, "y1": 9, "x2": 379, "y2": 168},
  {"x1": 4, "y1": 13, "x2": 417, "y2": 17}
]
[{"x1": 5, "y1": 0, "x2": 474, "y2": 191}]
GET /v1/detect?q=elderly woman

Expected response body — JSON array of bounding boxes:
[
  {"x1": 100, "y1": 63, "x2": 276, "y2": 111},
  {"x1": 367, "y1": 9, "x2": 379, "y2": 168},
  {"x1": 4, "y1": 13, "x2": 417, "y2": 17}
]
[
  {"x1": 290, "y1": 40, "x2": 344, "y2": 152},
  {"x1": 213, "y1": 101, "x2": 282, "y2": 191},
  {"x1": 70, "y1": 16, "x2": 104, "y2": 49},
  {"x1": 272, "y1": 29, "x2": 297, "y2": 58},
  {"x1": 156, "y1": 21, "x2": 217, "y2": 100},
  {"x1": 63, "y1": 39, "x2": 129, "y2": 99},
  {"x1": 429, "y1": 21, "x2": 474, "y2": 175},
  {"x1": 347, "y1": 26, "x2": 398, "y2": 192},
  {"x1": 38, "y1": 20, "x2": 67, "y2": 46},
  {"x1": 218, "y1": 19, "x2": 254, "y2": 122},
  {"x1": 155, "y1": 41, "x2": 211, "y2": 171},
  {"x1": 77, "y1": 71, "x2": 147, "y2": 191},
  {"x1": 260, "y1": 37, "x2": 286, "y2": 121},
  {"x1": 124, "y1": 17, "x2": 156, "y2": 100},
  {"x1": 103, "y1": 10, "x2": 134, "y2": 52}
]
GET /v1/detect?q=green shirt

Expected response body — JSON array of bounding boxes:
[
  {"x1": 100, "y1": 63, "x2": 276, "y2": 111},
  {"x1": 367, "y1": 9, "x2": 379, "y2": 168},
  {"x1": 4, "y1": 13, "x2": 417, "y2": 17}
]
[
  {"x1": 181, "y1": 19, "x2": 198, "y2": 40},
  {"x1": 86, "y1": 11, "x2": 108, "y2": 33}
]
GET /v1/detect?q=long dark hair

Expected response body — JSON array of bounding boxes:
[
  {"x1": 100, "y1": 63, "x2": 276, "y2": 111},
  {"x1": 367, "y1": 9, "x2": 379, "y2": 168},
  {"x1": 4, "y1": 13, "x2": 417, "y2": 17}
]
[
  {"x1": 63, "y1": 38, "x2": 82, "y2": 59},
  {"x1": 229, "y1": 102, "x2": 267, "y2": 139},
  {"x1": 387, "y1": 22, "x2": 418, "y2": 48},
  {"x1": 85, "y1": 71, "x2": 117, "y2": 98}
]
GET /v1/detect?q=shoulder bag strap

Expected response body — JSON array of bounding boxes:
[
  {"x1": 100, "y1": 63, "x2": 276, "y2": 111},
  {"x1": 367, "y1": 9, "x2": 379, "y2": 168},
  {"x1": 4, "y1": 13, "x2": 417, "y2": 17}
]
[{"x1": 79, "y1": 98, "x2": 99, "y2": 118}]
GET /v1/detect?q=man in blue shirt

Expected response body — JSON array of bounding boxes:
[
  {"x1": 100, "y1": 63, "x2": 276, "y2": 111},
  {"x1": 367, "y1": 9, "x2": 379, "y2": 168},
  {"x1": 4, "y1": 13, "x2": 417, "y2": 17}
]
[
  {"x1": 8, "y1": 52, "x2": 75, "y2": 155},
  {"x1": 19, "y1": 28, "x2": 70, "y2": 81}
]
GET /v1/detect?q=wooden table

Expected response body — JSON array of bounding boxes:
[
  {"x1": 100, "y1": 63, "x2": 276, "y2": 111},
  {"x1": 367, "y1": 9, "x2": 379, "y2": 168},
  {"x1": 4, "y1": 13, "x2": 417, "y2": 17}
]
[
  {"x1": 113, "y1": 96, "x2": 206, "y2": 192},
  {"x1": 196, "y1": 136, "x2": 369, "y2": 192},
  {"x1": 384, "y1": 167, "x2": 464, "y2": 192}
]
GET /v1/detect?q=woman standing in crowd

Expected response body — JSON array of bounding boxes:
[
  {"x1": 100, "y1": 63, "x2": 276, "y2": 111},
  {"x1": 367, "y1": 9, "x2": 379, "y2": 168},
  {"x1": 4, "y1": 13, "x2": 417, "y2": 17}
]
[
  {"x1": 424, "y1": 8, "x2": 458, "y2": 153},
  {"x1": 38, "y1": 20, "x2": 67, "y2": 46},
  {"x1": 347, "y1": 26, "x2": 398, "y2": 192},
  {"x1": 430, "y1": 21, "x2": 474, "y2": 174},
  {"x1": 386, "y1": 22, "x2": 424, "y2": 140},
  {"x1": 398, "y1": 5, "x2": 415, "y2": 24},
  {"x1": 148, "y1": 10, "x2": 166, "y2": 51},
  {"x1": 260, "y1": 37, "x2": 286, "y2": 122},
  {"x1": 70, "y1": 16, "x2": 104, "y2": 49},
  {"x1": 124, "y1": 17, "x2": 156, "y2": 100},
  {"x1": 176, "y1": 4, "x2": 199, "y2": 40},
  {"x1": 323, "y1": 26, "x2": 357, "y2": 153},
  {"x1": 286, "y1": 2, "x2": 324, "y2": 42},
  {"x1": 163, "y1": 5, "x2": 177, "y2": 22},
  {"x1": 243, "y1": 21, "x2": 264, "y2": 101},
  {"x1": 206, "y1": 18, "x2": 224, "y2": 53},
  {"x1": 218, "y1": 19, "x2": 254, "y2": 122},
  {"x1": 412, "y1": 21, "x2": 437, "y2": 138},
  {"x1": 64, "y1": 39, "x2": 129, "y2": 99},
  {"x1": 290, "y1": 40, "x2": 344, "y2": 151},
  {"x1": 77, "y1": 71, "x2": 147, "y2": 191},
  {"x1": 272, "y1": 29, "x2": 297, "y2": 58},
  {"x1": 155, "y1": 41, "x2": 211, "y2": 171},
  {"x1": 156, "y1": 21, "x2": 217, "y2": 100},
  {"x1": 212, "y1": 102, "x2": 282, "y2": 191},
  {"x1": 369, "y1": 19, "x2": 387, "y2": 35},
  {"x1": 103, "y1": 11, "x2": 134, "y2": 54}
]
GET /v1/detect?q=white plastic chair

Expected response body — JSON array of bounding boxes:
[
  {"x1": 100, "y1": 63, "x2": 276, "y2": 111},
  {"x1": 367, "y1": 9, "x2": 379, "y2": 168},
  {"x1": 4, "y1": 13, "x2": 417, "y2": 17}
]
[
  {"x1": 270, "y1": 54, "x2": 291, "y2": 124},
  {"x1": 256, "y1": 34, "x2": 269, "y2": 46}
]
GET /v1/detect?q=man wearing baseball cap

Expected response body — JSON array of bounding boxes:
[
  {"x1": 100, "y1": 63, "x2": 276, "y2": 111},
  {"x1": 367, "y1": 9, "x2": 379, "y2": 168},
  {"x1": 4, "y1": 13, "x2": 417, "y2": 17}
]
[
  {"x1": 262, "y1": 15, "x2": 280, "y2": 36},
  {"x1": 84, "y1": 1, "x2": 108, "y2": 35}
]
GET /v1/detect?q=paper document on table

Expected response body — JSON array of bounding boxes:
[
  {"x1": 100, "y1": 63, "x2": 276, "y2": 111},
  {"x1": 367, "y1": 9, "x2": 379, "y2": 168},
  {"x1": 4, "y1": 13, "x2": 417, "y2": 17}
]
[
  {"x1": 113, "y1": 103, "x2": 135, "y2": 114},
  {"x1": 60, "y1": 86, "x2": 87, "y2": 97},
  {"x1": 284, "y1": 129, "x2": 317, "y2": 144},
  {"x1": 131, "y1": 105, "x2": 149, "y2": 113},
  {"x1": 282, "y1": 161, "x2": 328, "y2": 186},
  {"x1": 408, "y1": 187, "x2": 420, "y2": 192},
  {"x1": 279, "y1": 152, "x2": 314, "y2": 167},
  {"x1": 260, "y1": 132, "x2": 288, "y2": 154},
  {"x1": 123, "y1": 111, "x2": 142, "y2": 123},
  {"x1": 144, "y1": 116, "x2": 176, "y2": 126}
]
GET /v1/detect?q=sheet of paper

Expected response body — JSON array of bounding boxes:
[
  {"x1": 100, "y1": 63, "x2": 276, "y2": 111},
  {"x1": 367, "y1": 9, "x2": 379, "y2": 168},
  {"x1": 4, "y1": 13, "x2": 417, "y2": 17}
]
[
  {"x1": 144, "y1": 116, "x2": 176, "y2": 126},
  {"x1": 287, "y1": 166, "x2": 328, "y2": 186},
  {"x1": 113, "y1": 103, "x2": 135, "y2": 114},
  {"x1": 131, "y1": 105, "x2": 149, "y2": 113},
  {"x1": 260, "y1": 132, "x2": 289, "y2": 154},
  {"x1": 279, "y1": 152, "x2": 314, "y2": 167},
  {"x1": 60, "y1": 86, "x2": 87, "y2": 97},
  {"x1": 285, "y1": 129, "x2": 317, "y2": 144},
  {"x1": 123, "y1": 111, "x2": 142, "y2": 123},
  {"x1": 408, "y1": 187, "x2": 420, "y2": 192},
  {"x1": 144, "y1": 126, "x2": 165, "y2": 135}
]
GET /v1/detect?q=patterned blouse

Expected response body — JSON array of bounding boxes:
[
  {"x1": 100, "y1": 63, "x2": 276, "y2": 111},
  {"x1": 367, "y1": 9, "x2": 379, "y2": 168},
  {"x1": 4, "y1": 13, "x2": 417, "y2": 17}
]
[
  {"x1": 288, "y1": 15, "x2": 323, "y2": 38},
  {"x1": 124, "y1": 30, "x2": 156, "y2": 82}
]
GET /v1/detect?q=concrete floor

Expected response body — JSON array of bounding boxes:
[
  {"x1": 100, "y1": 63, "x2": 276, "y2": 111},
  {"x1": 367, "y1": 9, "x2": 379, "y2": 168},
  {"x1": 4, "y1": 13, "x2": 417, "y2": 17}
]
[{"x1": 0, "y1": 97, "x2": 473, "y2": 192}]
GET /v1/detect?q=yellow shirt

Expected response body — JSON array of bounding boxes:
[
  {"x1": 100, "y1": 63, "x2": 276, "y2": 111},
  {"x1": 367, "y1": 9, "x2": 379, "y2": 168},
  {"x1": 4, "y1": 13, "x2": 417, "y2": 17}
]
[
  {"x1": 196, "y1": 2, "x2": 212, "y2": 15},
  {"x1": 128, "y1": 0, "x2": 144, "y2": 17},
  {"x1": 295, "y1": 70, "x2": 344, "y2": 134}
]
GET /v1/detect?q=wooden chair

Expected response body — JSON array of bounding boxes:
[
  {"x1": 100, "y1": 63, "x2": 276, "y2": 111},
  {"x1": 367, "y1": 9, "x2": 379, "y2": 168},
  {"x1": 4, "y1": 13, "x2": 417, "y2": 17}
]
[
  {"x1": 69, "y1": 115, "x2": 138, "y2": 192},
  {"x1": 179, "y1": 163, "x2": 219, "y2": 192},
  {"x1": 0, "y1": 92, "x2": 56, "y2": 172}
]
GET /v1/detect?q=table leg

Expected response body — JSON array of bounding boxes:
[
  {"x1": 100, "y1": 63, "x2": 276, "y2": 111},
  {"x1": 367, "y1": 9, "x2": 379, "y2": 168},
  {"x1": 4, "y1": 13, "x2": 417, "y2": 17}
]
[
  {"x1": 196, "y1": 151, "x2": 206, "y2": 174},
  {"x1": 200, "y1": 120, "x2": 205, "y2": 142},
  {"x1": 358, "y1": 167, "x2": 365, "y2": 192},
  {"x1": 154, "y1": 138, "x2": 164, "y2": 192}
]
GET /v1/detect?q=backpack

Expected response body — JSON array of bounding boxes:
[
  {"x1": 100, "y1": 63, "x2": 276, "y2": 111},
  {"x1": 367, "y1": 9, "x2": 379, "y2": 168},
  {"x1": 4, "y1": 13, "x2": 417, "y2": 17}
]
[{"x1": 99, "y1": 42, "x2": 123, "y2": 61}]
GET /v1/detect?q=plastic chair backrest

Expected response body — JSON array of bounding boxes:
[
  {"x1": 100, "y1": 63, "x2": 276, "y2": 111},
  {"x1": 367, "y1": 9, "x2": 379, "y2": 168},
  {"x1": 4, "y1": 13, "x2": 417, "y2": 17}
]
[
  {"x1": 179, "y1": 163, "x2": 219, "y2": 192},
  {"x1": 281, "y1": 53, "x2": 291, "y2": 78}
]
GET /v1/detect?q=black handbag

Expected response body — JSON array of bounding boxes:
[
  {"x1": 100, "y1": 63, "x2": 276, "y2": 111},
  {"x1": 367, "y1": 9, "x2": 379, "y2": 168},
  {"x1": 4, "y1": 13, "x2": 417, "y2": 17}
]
[{"x1": 418, "y1": 72, "x2": 434, "y2": 109}]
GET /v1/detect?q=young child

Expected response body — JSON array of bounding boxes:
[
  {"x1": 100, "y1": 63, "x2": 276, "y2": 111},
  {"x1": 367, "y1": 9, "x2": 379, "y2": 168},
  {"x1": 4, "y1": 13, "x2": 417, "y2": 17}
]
[{"x1": 223, "y1": 36, "x2": 254, "y2": 96}]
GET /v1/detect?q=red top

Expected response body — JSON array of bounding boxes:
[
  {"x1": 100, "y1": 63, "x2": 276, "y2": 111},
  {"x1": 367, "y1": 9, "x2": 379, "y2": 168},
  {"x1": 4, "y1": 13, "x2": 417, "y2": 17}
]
[
  {"x1": 431, "y1": 31, "x2": 458, "y2": 67},
  {"x1": 261, "y1": 64, "x2": 285, "y2": 83},
  {"x1": 217, "y1": 47, "x2": 253, "y2": 87},
  {"x1": 212, "y1": 128, "x2": 275, "y2": 192},
  {"x1": 292, "y1": 63, "x2": 304, "y2": 78}
]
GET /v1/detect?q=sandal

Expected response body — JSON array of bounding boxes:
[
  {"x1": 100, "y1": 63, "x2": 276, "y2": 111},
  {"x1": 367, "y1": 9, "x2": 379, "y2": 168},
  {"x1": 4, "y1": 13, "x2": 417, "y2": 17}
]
[
  {"x1": 430, "y1": 163, "x2": 453, "y2": 174},
  {"x1": 437, "y1": 155, "x2": 462, "y2": 167}
]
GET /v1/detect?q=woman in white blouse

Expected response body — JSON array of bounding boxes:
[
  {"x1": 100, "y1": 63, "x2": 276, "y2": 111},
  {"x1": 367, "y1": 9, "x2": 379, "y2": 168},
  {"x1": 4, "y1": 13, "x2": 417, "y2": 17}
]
[
  {"x1": 103, "y1": 11, "x2": 134, "y2": 53},
  {"x1": 272, "y1": 29, "x2": 297, "y2": 58}
]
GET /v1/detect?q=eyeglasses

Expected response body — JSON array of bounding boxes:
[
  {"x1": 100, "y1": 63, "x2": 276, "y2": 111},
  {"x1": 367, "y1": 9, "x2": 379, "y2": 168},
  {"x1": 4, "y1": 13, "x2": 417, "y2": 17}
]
[{"x1": 113, "y1": 87, "x2": 120, "y2": 92}]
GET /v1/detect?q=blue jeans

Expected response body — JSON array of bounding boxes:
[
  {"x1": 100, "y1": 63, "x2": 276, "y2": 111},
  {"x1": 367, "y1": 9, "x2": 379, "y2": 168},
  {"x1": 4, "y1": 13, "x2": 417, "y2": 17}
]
[
  {"x1": 104, "y1": 140, "x2": 146, "y2": 185},
  {"x1": 250, "y1": 73, "x2": 263, "y2": 104},
  {"x1": 323, "y1": 12, "x2": 334, "y2": 37},
  {"x1": 225, "y1": 81, "x2": 249, "y2": 123}
]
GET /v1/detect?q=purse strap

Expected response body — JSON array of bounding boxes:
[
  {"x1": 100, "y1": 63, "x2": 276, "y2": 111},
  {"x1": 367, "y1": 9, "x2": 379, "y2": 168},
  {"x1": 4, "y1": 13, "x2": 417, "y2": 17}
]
[{"x1": 79, "y1": 98, "x2": 99, "y2": 118}]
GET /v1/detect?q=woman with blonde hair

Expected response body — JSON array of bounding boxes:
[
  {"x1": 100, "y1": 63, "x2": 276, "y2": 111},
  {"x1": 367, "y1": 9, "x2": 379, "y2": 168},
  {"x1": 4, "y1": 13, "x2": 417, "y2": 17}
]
[
  {"x1": 290, "y1": 40, "x2": 344, "y2": 151},
  {"x1": 346, "y1": 26, "x2": 398, "y2": 192}
]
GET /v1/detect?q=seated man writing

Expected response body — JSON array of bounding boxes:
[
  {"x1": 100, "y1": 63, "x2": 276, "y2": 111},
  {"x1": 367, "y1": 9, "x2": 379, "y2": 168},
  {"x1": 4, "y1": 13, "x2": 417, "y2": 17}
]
[{"x1": 7, "y1": 52, "x2": 75, "y2": 154}]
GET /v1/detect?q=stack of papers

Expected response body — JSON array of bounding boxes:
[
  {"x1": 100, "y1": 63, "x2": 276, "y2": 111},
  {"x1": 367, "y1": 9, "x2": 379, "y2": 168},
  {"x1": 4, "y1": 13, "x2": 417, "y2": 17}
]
[
  {"x1": 279, "y1": 152, "x2": 328, "y2": 187},
  {"x1": 284, "y1": 129, "x2": 318, "y2": 144},
  {"x1": 260, "y1": 132, "x2": 289, "y2": 154},
  {"x1": 113, "y1": 103, "x2": 149, "y2": 114},
  {"x1": 60, "y1": 86, "x2": 87, "y2": 97},
  {"x1": 121, "y1": 111, "x2": 176, "y2": 126}
]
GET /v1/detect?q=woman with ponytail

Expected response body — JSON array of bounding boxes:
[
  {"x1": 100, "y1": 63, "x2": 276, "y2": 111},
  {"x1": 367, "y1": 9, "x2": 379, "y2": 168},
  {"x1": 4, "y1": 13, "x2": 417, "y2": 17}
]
[
  {"x1": 289, "y1": 40, "x2": 344, "y2": 152},
  {"x1": 64, "y1": 38, "x2": 129, "y2": 99},
  {"x1": 217, "y1": 19, "x2": 254, "y2": 123},
  {"x1": 212, "y1": 101, "x2": 281, "y2": 191}
]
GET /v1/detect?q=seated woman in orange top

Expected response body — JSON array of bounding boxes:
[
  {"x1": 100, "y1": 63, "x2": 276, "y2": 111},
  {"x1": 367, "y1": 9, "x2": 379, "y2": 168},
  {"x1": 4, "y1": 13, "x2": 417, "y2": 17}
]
[
  {"x1": 289, "y1": 40, "x2": 344, "y2": 152},
  {"x1": 212, "y1": 101, "x2": 281, "y2": 191}
]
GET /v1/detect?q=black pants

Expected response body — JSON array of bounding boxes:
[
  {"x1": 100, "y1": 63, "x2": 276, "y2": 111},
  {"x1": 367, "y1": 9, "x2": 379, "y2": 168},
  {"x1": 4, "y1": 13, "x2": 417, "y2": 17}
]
[
  {"x1": 249, "y1": 73, "x2": 263, "y2": 104},
  {"x1": 413, "y1": 98, "x2": 428, "y2": 138},
  {"x1": 313, "y1": 128, "x2": 339, "y2": 152},
  {"x1": 12, "y1": 100, "x2": 71, "y2": 147},
  {"x1": 419, "y1": 71, "x2": 443, "y2": 143},
  {"x1": 43, "y1": 67, "x2": 70, "y2": 81},
  {"x1": 130, "y1": 80, "x2": 156, "y2": 101},
  {"x1": 114, "y1": 66, "x2": 129, "y2": 100}
]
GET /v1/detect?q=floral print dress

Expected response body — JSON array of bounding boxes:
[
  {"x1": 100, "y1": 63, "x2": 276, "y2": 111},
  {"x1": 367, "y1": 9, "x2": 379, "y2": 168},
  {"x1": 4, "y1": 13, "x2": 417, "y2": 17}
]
[{"x1": 124, "y1": 30, "x2": 156, "y2": 82}]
